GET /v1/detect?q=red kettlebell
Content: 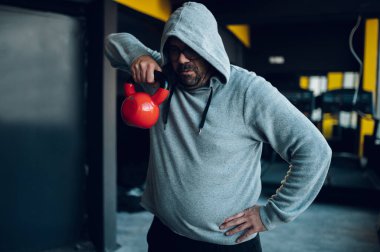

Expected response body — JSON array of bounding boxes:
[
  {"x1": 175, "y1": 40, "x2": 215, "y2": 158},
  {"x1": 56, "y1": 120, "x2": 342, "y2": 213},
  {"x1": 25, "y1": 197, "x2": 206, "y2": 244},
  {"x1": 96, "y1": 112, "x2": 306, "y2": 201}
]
[{"x1": 121, "y1": 71, "x2": 170, "y2": 129}]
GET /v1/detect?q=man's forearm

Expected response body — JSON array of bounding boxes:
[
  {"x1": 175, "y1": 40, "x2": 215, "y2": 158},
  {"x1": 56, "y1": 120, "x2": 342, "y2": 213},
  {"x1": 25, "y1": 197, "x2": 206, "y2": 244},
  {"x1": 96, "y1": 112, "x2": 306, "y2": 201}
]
[{"x1": 104, "y1": 33, "x2": 161, "y2": 73}]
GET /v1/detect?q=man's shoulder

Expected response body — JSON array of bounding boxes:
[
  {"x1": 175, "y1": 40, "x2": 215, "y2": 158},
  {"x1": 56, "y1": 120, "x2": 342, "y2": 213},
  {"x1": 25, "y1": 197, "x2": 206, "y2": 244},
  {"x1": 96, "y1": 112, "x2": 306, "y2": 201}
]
[
  {"x1": 228, "y1": 65, "x2": 267, "y2": 89},
  {"x1": 230, "y1": 64, "x2": 254, "y2": 75}
]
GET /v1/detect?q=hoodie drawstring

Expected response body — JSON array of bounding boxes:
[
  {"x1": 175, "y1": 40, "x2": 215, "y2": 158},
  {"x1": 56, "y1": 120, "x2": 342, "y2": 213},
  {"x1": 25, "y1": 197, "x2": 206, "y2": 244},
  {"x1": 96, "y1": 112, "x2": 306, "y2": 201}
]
[
  {"x1": 163, "y1": 86, "x2": 214, "y2": 135},
  {"x1": 198, "y1": 86, "x2": 213, "y2": 135},
  {"x1": 163, "y1": 88, "x2": 175, "y2": 130}
]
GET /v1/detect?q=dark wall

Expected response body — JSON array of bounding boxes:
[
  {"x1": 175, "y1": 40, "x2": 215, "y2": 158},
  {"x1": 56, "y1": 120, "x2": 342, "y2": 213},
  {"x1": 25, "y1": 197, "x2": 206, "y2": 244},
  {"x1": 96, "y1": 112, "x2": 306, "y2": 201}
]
[
  {"x1": 248, "y1": 19, "x2": 364, "y2": 88},
  {"x1": 0, "y1": 6, "x2": 86, "y2": 251}
]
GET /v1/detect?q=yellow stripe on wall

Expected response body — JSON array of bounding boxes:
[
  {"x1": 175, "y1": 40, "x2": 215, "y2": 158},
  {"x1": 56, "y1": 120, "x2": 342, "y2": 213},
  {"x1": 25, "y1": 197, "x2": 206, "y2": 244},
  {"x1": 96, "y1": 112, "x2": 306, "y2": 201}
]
[
  {"x1": 226, "y1": 24, "x2": 251, "y2": 48},
  {"x1": 327, "y1": 72, "x2": 343, "y2": 90},
  {"x1": 322, "y1": 114, "x2": 338, "y2": 139},
  {"x1": 359, "y1": 18, "x2": 378, "y2": 157},
  {"x1": 363, "y1": 19, "x2": 379, "y2": 96},
  {"x1": 359, "y1": 118, "x2": 375, "y2": 156},
  {"x1": 299, "y1": 76, "x2": 309, "y2": 89},
  {"x1": 115, "y1": 0, "x2": 171, "y2": 22}
]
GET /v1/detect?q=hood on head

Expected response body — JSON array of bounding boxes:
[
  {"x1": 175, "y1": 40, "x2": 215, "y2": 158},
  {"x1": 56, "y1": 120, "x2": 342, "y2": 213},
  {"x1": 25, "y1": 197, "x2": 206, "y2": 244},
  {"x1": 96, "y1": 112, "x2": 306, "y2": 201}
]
[{"x1": 160, "y1": 2, "x2": 230, "y2": 84}]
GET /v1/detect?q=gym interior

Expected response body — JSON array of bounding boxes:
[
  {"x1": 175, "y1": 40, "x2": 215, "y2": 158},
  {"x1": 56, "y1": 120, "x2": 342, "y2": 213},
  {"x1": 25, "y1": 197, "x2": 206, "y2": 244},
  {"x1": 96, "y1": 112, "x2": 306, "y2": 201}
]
[{"x1": 0, "y1": 0, "x2": 380, "y2": 251}]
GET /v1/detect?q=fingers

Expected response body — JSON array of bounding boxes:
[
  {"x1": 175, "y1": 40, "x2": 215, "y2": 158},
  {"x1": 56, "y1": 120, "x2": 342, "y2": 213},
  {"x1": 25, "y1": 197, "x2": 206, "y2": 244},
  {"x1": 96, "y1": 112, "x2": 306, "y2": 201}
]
[
  {"x1": 236, "y1": 228, "x2": 256, "y2": 243},
  {"x1": 146, "y1": 62, "x2": 155, "y2": 83},
  {"x1": 219, "y1": 213, "x2": 245, "y2": 230},
  {"x1": 224, "y1": 222, "x2": 250, "y2": 236},
  {"x1": 131, "y1": 64, "x2": 139, "y2": 83},
  {"x1": 223, "y1": 211, "x2": 245, "y2": 223},
  {"x1": 131, "y1": 55, "x2": 162, "y2": 84},
  {"x1": 139, "y1": 63, "x2": 146, "y2": 83}
]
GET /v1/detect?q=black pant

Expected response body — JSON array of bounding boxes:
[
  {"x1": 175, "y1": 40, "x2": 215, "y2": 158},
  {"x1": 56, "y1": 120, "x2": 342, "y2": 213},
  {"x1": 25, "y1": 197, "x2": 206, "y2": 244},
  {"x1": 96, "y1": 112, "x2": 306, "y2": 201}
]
[{"x1": 147, "y1": 216, "x2": 262, "y2": 252}]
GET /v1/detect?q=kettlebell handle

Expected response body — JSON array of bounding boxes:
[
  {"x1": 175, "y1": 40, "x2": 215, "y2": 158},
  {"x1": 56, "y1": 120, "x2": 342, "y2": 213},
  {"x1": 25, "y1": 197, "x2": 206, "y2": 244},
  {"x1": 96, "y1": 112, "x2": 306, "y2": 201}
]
[
  {"x1": 127, "y1": 70, "x2": 169, "y2": 90},
  {"x1": 152, "y1": 71, "x2": 169, "y2": 90}
]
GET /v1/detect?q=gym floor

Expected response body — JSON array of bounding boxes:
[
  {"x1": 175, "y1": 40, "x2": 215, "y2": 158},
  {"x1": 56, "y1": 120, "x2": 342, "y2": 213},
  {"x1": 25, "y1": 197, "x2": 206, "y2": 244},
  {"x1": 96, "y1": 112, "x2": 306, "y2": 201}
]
[
  {"x1": 115, "y1": 157, "x2": 380, "y2": 252},
  {"x1": 116, "y1": 198, "x2": 380, "y2": 252},
  {"x1": 42, "y1": 156, "x2": 380, "y2": 252}
]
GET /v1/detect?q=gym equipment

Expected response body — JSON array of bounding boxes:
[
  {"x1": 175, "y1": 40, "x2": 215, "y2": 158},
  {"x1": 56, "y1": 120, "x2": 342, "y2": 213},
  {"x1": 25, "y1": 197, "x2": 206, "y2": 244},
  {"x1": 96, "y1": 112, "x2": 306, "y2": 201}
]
[
  {"x1": 316, "y1": 89, "x2": 373, "y2": 114},
  {"x1": 121, "y1": 71, "x2": 170, "y2": 128}
]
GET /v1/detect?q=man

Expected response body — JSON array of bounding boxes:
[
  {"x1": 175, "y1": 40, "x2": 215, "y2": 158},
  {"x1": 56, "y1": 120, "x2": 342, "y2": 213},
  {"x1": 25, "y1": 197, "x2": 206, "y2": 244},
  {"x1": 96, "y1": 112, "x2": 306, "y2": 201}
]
[{"x1": 105, "y1": 2, "x2": 332, "y2": 251}]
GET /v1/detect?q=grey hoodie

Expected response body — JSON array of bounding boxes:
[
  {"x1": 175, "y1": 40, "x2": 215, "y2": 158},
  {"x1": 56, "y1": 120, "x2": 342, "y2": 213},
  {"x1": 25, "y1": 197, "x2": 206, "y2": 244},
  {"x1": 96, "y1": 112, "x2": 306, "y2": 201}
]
[{"x1": 105, "y1": 2, "x2": 332, "y2": 245}]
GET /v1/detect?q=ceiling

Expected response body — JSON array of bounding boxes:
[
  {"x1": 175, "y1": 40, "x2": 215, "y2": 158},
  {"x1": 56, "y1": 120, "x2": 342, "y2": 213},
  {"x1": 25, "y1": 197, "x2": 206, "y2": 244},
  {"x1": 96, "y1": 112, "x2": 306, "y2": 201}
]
[{"x1": 170, "y1": 0, "x2": 380, "y2": 25}]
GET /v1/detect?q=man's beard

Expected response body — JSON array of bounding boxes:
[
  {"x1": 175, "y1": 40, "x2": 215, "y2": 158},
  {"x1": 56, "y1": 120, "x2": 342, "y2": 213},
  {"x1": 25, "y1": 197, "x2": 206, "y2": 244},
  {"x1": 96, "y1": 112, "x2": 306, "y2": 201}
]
[{"x1": 176, "y1": 63, "x2": 202, "y2": 89}]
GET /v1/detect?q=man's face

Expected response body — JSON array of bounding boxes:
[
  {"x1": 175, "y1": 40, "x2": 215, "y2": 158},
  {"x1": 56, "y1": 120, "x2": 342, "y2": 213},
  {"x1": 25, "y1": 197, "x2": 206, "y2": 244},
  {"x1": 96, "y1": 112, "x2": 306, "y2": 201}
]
[{"x1": 166, "y1": 37, "x2": 211, "y2": 90}]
